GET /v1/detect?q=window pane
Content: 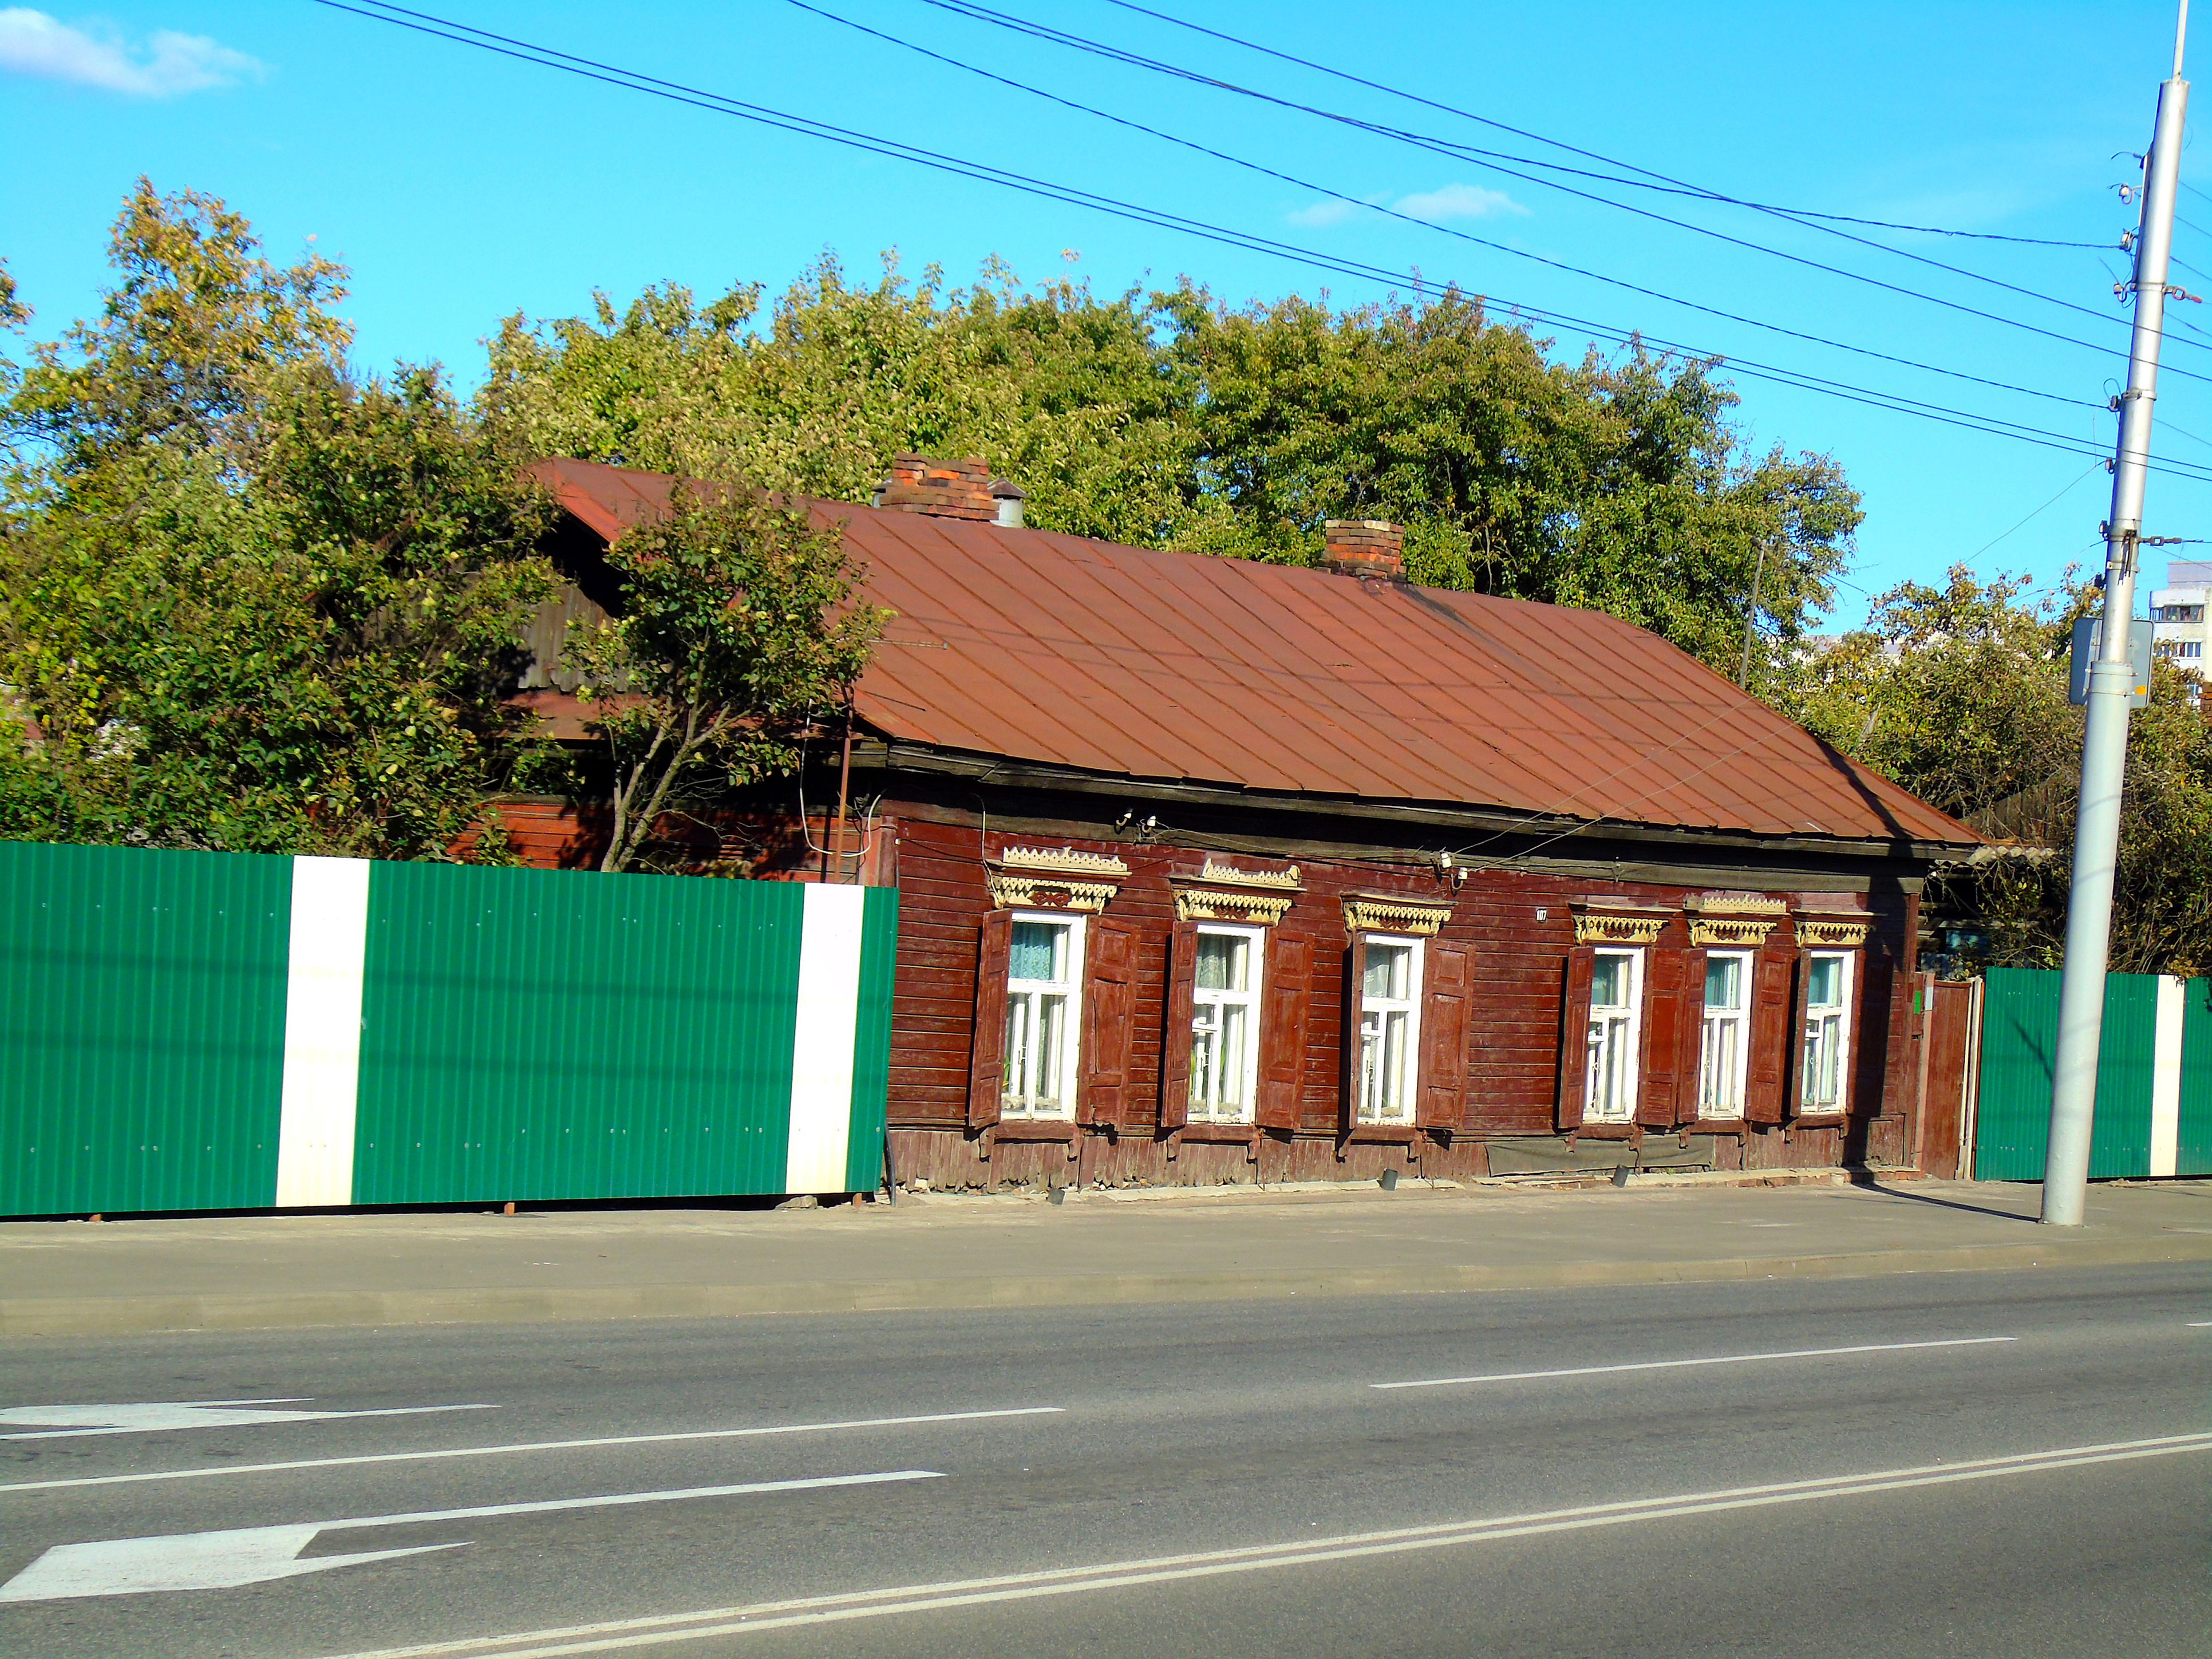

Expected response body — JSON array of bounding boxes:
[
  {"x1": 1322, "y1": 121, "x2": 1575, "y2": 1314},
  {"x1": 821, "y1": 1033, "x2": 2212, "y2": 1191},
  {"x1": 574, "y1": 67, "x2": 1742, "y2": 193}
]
[
  {"x1": 1808, "y1": 955, "x2": 1842, "y2": 1008},
  {"x1": 1365, "y1": 942, "x2": 1411, "y2": 1002},
  {"x1": 1381, "y1": 1008, "x2": 1409, "y2": 1117},
  {"x1": 1004, "y1": 996, "x2": 1033, "y2": 1104},
  {"x1": 1010, "y1": 921, "x2": 1065, "y2": 983},
  {"x1": 1705, "y1": 956, "x2": 1743, "y2": 1012},
  {"x1": 1219, "y1": 1002, "x2": 1250, "y2": 1108},
  {"x1": 1036, "y1": 993, "x2": 1066, "y2": 1103},
  {"x1": 1196, "y1": 932, "x2": 1246, "y2": 992},
  {"x1": 1591, "y1": 954, "x2": 1627, "y2": 1009}
]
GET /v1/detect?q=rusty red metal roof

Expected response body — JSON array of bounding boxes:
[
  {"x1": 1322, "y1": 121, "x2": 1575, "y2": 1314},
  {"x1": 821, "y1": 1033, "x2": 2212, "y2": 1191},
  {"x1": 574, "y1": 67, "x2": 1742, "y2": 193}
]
[{"x1": 530, "y1": 459, "x2": 1978, "y2": 850}]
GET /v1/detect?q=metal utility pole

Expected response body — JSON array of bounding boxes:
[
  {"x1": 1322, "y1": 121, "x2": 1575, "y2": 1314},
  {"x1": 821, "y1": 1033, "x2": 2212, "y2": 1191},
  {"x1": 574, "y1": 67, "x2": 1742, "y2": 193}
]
[{"x1": 2043, "y1": 3, "x2": 2190, "y2": 1227}]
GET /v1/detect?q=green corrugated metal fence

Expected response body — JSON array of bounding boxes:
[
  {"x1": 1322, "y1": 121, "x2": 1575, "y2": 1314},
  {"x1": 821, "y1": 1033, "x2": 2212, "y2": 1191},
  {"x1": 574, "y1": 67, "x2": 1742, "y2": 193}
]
[
  {"x1": 0, "y1": 840, "x2": 896, "y2": 1216},
  {"x1": 1972, "y1": 966, "x2": 2212, "y2": 1180}
]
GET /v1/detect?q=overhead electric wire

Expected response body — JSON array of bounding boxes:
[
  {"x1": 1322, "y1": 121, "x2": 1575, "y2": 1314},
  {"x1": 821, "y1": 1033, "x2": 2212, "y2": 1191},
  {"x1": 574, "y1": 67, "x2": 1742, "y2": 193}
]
[
  {"x1": 1105, "y1": 0, "x2": 2113, "y2": 252},
  {"x1": 791, "y1": 0, "x2": 2106, "y2": 418},
  {"x1": 1962, "y1": 461, "x2": 2106, "y2": 567},
  {"x1": 919, "y1": 0, "x2": 2199, "y2": 366},
  {"x1": 318, "y1": 1, "x2": 2212, "y2": 487}
]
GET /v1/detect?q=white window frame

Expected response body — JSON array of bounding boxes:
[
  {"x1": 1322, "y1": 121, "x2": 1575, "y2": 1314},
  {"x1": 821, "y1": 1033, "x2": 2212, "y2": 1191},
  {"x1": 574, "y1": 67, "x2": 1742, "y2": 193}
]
[
  {"x1": 1697, "y1": 949, "x2": 1754, "y2": 1120},
  {"x1": 1189, "y1": 922, "x2": 1265, "y2": 1125},
  {"x1": 1355, "y1": 933, "x2": 1425, "y2": 1126},
  {"x1": 1002, "y1": 910, "x2": 1085, "y2": 1120},
  {"x1": 1583, "y1": 947, "x2": 1645, "y2": 1124},
  {"x1": 1800, "y1": 949, "x2": 1855, "y2": 1115}
]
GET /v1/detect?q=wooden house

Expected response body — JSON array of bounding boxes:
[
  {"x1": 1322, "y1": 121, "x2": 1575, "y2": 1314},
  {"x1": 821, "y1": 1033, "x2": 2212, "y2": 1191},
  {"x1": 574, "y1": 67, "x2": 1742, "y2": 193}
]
[{"x1": 509, "y1": 456, "x2": 1983, "y2": 1190}]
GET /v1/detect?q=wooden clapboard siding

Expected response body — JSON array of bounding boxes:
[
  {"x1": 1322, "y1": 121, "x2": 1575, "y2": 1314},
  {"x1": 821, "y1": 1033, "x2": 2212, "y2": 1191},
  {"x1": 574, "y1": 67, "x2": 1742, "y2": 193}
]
[{"x1": 878, "y1": 812, "x2": 1920, "y2": 1168}]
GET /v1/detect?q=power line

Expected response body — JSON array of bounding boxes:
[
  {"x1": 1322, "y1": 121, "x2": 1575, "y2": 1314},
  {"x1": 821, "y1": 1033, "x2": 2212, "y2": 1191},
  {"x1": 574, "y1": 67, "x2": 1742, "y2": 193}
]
[
  {"x1": 318, "y1": 2, "x2": 2212, "y2": 486},
  {"x1": 1103, "y1": 0, "x2": 2118, "y2": 254},
  {"x1": 924, "y1": 0, "x2": 2168, "y2": 358},
  {"x1": 1963, "y1": 461, "x2": 2106, "y2": 567},
  {"x1": 921, "y1": 0, "x2": 2206, "y2": 372},
  {"x1": 796, "y1": 0, "x2": 2106, "y2": 417}
]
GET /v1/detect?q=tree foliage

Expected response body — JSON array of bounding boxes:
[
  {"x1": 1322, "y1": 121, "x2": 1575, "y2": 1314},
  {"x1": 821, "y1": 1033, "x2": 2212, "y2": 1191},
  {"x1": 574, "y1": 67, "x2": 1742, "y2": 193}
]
[
  {"x1": 1776, "y1": 567, "x2": 2212, "y2": 975},
  {"x1": 563, "y1": 490, "x2": 879, "y2": 874},
  {"x1": 0, "y1": 181, "x2": 554, "y2": 858},
  {"x1": 484, "y1": 258, "x2": 1858, "y2": 671}
]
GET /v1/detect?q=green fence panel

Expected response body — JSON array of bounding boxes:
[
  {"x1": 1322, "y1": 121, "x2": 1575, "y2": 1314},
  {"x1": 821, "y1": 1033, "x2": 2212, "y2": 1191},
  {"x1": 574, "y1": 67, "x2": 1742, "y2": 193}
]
[
  {"x1": 2180, "y1": 978, "x2": 2212, "y2": 1177},
  {"x1": 1973, "y1": 967, "x2": 2160, "y2": 1181},
  {"x1": 351, "y1": 862, "x2": 808, "y2": 1205},
  {"x1": 0, "y1": 840, "x2": 291, "y2": 1214},
  {"x1": 843, "y1": 887, "x2": 899, "y2": 1195}
]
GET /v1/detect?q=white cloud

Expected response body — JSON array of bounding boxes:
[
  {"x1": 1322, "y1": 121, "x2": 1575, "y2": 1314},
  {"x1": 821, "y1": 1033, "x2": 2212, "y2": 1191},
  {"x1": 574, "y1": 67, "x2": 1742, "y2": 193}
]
[
  {"x1": 1289, "y1": 182, "x2": 1528, "y2": 230},
  {"x1": 1287, "y1": 198, "x2": 1368, "y2": 228},
  {"x1": 1393, "y1": 183, "x2": 1528, "y2": 223},
  {"x1": 0, "y1": 9, "x2": 264, "y2": 96}
]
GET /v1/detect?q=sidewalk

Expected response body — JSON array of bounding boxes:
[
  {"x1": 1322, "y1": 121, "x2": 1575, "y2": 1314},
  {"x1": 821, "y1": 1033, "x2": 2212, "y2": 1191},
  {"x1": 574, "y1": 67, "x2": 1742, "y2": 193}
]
[{"x1": 3, "y1": 1178, "x2": 2209, "y2": 1340}]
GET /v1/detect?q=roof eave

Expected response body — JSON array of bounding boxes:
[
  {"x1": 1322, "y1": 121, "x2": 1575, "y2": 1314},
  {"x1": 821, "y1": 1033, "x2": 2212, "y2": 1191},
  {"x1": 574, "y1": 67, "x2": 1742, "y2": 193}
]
[{"x1": 862, "y1": 739, "x2": 1984, "y2": 867}]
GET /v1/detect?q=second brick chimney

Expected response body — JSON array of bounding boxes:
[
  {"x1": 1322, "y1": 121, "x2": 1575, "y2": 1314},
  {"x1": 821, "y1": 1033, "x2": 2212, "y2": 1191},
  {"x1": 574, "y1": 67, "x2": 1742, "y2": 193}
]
[
  {"x1": 1321, "y1": 519, "x2": 1405, "y2": 580},
  {"x1": 873, "y1": 454, "x2": 1026, "y2": 526}
]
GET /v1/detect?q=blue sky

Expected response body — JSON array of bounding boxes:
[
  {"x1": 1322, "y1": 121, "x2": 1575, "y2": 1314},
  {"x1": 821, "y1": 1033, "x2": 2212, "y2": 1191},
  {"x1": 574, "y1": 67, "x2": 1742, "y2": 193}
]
[{"x1": 3, "y1": 1, "x2": 2206, "y2": 620}]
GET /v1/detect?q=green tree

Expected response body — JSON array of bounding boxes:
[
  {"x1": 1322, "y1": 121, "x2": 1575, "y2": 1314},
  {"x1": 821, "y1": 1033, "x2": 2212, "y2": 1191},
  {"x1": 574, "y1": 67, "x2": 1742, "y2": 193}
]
[
  {"x1": 1, "y1": 181, "x2": 554, "y2": 858},
  {"x1": 562, "y1": 488, "x2": 880, "y2": 874},
  {"x1": 1776, "y1": 566, "x2": 2212, "y2": 975},
  {"x1": 484, "y1": 260, "x2": 1856, "y2": 670}
]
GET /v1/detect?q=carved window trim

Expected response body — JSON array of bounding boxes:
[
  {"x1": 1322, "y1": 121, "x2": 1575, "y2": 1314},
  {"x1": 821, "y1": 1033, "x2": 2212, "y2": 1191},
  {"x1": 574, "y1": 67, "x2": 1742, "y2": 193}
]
[
  {"x1": 1793, "y1": 915, "x2": 1873, "y2": 949},
  {"x1": 985, "y1": 846, "x2": 1131, "y2": 913},
  {"x1": 1341, "y1": 892, "x2": 1453, "y2": 937},
  {"x1": 1172, "y1": 858, "x2": 1301, "y2": 926},
  {"x1": 1688, "y1": 916, "x2": 1780, "y2": 948},
  {"x1": 1570, "y1": 900, "x2": 1673, "y2": 946}
]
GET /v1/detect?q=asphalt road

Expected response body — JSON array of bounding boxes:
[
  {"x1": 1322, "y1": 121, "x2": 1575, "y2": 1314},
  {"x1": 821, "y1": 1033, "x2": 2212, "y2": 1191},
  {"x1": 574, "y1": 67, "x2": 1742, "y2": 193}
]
[{"x1": 0, "y1": 1263, "x2": 2205, "y2": 1658}]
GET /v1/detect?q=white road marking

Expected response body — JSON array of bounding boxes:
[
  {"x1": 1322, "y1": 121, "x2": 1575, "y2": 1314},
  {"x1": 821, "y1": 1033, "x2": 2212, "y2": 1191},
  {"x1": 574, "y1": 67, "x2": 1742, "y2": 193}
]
[
  {"x1": 0, "y1": 1405, "x2": 1062, "y2": 1495},
  {"x1": 0, "y1": 1471, "x2": 941, "y2": 1605},
  {"x1": 1370, "y1": 1334, "x2": 2017, "y2": 1390},
  {"x1": 0, "y1": 1526, "x2": 464, "y2": 1601},
  {"x1": 319, "y1": 1431, "x2": 2212, "y2": 1659},
  {"x1": 0, "y1": 1400, "x2": 497, "y2": 1441}
]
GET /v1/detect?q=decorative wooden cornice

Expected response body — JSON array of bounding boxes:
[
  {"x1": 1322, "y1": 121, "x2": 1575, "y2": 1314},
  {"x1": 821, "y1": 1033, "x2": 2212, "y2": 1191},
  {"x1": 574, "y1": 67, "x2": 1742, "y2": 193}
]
[
  {"x1": 1794, "y1": 915, "x2": 1873, "y2": 949},
  {"x1": 1192, "y1": 858, "x2": 1301, "y2": 890},
  {"x1": 1682, "y1": 892, "x2": 1784, "y2": 947},
  {"x1": 987, "y1": 846, "x2": 1130, "y2": 913},
  {"x1": 1686, "y1": 892, "x2": 1787, "y2": 916},
  {"x1": 1171, "y1": 858, "x2": 1302, "y2": 925},
  {"x1": 1571, "y1": 899, "x2": 1674, "y2": 946},
  {"x1": 1341, "y1": 892, "x2": 1453, "y2": 937}
]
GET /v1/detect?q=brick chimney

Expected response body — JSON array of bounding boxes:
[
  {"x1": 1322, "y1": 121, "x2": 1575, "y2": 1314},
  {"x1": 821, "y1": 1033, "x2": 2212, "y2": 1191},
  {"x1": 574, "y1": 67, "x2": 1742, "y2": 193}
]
[
  {"x1": 1321, "y1": 519, "x2": 1405, "y2": 579},
  {"x1": 872, "y1": 454, "x2": 1026, "y2": 526}
]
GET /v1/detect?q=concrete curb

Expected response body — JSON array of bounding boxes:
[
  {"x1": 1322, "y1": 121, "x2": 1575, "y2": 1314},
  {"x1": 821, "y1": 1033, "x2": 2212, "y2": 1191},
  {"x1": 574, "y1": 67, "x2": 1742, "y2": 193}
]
[{"x1": 6, "y1": 1232, "x2": 2209, "y2": 1339}]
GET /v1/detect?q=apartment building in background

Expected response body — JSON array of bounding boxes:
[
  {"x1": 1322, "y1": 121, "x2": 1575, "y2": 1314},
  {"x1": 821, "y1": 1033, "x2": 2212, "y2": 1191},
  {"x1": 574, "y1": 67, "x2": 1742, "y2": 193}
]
[{"x1": 2151, "y1": 558, "x2": 2210, "y2": 676}]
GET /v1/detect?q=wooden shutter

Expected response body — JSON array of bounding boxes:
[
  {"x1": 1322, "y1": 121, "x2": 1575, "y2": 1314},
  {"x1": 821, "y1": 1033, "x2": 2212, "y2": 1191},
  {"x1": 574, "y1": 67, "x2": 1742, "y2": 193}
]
[
  {"x1": 1744, "y1": 950, "x2": 1797, "y2": 1124},
  {"x1": 1555, "y1": 945, "x2": 1596, "y2": 1131},
  {"x1": 1080, "y1": 916, "x2": 1137, "y2": 1129},
  {"x1": 967, "y1": 912, "x2": 1013, "y2": 1131},
  {"x1": 1256, "y1": 931, "x2": 1313, "y2": 1131},
  {"x1": 1341, "y1": 932, "x2": 1369, "y2": 1136},
  {"x1": 1156, "y1": 922, "x2": 1199, "y2": 1134},
  {"x1": 1676, "y1": 948, "x2": 1711, "y2": 1124},
  {"x1": 1638, "y1": 946, "x2": 1704, "y2": 1127},
  {"x1": 1787, "y1": 949, "x2": 1816, "y2": 1116},
  {"x1": 1420, "y1": 943, "x2": 1473, "y2": 1131}
]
